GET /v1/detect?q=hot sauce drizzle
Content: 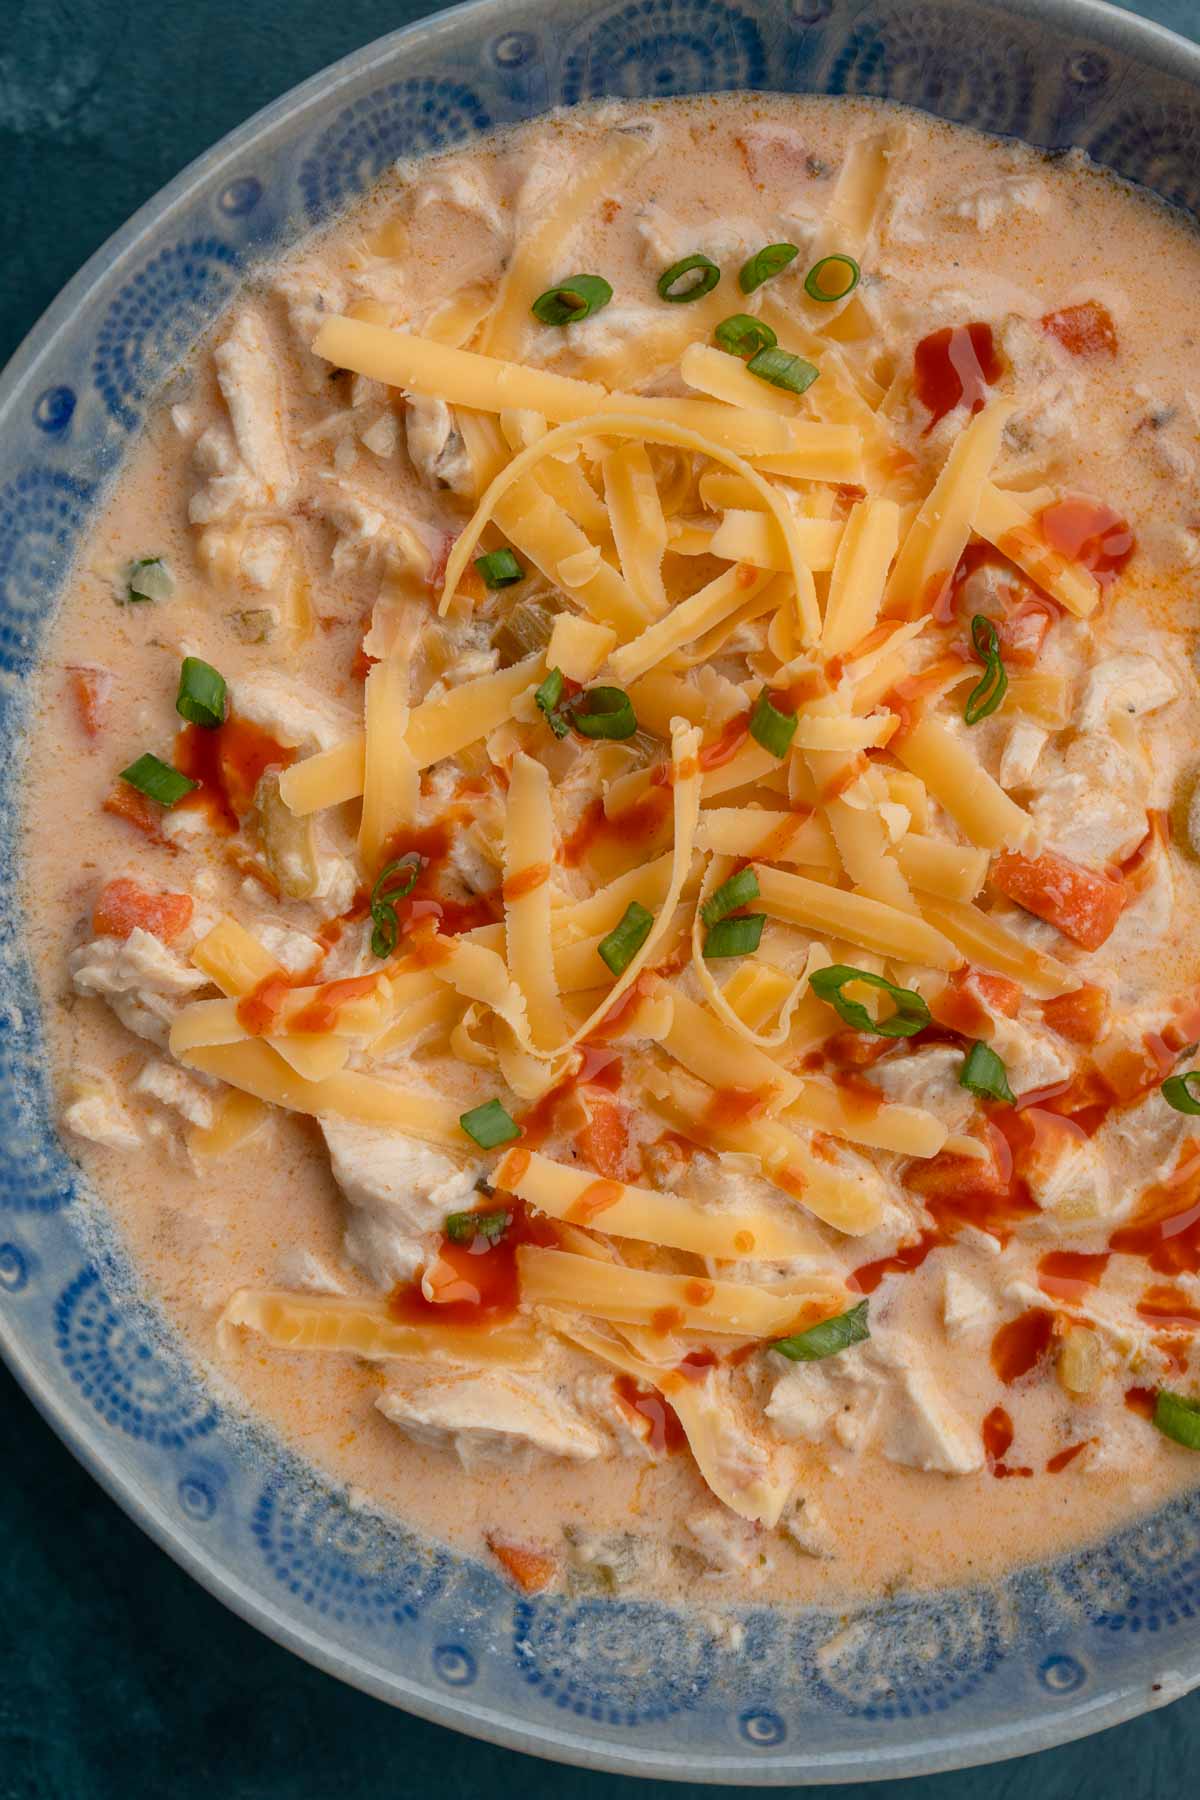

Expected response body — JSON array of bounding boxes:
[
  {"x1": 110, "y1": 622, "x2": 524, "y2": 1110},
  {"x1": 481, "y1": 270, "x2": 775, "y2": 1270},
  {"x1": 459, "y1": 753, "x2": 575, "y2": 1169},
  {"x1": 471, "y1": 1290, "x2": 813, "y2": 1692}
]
[{"x1": 913, "y1": 322, "x2": 1002, "y2": 432}]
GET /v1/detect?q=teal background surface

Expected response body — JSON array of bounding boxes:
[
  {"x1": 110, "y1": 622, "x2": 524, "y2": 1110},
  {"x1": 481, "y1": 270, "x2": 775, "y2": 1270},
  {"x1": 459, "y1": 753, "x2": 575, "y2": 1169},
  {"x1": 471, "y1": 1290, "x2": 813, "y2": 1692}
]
[{"x1": 2, "y1": 0, "x2": 1199, "y2": 1792}]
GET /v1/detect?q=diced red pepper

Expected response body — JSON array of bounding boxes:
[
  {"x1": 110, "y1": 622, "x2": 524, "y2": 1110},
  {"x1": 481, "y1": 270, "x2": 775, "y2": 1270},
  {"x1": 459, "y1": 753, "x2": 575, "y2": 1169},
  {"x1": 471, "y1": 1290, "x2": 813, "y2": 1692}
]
[
  {"x1": 991, "y1": 849, "x2": 1125, "y2": 951},
  {"x1": 1041, "y1": 982, "x2": 1108, "y2": 1045},
  {"x1": 102, "y1": 783, "x2": 162, "y2": 840},
  {"x1": 574, "y1": 1091, "x2": 634, "y2": 1181},
  {"x1": 485, "y1": 1535, "x2": 556, "y2": 1593},
  {"x1": 92, "y1": 877, "x2": 193, "y2": 944},
  {"x1": 1040, "y1": 300, "x2": 1118, "y2": 358},
  {"x1": 68, "y1": 666, "x2": 113, "y2": 739}
]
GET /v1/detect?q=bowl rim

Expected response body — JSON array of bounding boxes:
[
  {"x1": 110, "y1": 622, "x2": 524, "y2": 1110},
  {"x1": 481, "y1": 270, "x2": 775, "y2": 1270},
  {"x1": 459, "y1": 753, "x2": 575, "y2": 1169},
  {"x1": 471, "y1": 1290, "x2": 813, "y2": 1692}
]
[{"x1": 3, "y1": 0, "x2": 1200, "y2": 1779}]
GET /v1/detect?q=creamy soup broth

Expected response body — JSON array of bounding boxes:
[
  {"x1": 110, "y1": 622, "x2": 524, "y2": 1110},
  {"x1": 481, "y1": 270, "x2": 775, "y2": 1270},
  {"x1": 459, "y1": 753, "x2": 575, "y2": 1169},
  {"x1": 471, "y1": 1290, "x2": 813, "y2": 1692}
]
[{"x1": 21, "y1": 94, "x2": 1200, "y2": 1607}]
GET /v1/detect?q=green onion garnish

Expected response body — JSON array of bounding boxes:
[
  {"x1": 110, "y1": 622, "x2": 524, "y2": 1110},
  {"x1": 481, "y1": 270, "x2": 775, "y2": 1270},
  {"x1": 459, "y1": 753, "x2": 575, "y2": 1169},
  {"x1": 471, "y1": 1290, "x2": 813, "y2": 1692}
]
[
  {"x1": 704, "y1": 913, "x2": 765, "y2": 959},
  {"x1": 657, "y1": 254, "x2": 721, "y2": 304},
  {"x1": 598, "y1": 901, "x2": 655, "y2": 976},
  {"x1": 959, "y1": 1040, "x2": 1015, "y2": 1104},
  {"x1": 460, "y1": 1098, "x2": 522, "y2": 1149},
  {"x1": 118, "y1": 753, "x2": 198, "y2": 808},
  {"x1": 570, "y1": 686, "x2": 637, "y2": 740},
  {"x1": 444, "y1": 1207, "x2": 512, "y2": 1245},
  {"x1": 701, "y1": 866, "x2": 760, "y2": 926},
  {"x1": 809, "y1": 964, "x2": 931, "y2": 1038},
  {"x1": 773, "y1": 1299, "x2": 870, "y2": 1361},
  {"x1": 714, "y1": 314, "x2": 778, "y2": 359},
  {"x1": 749, "y1": 687, "x2": 798, "y2": 758},
  {"x1": 531, "y1": 274, "x2": 613, "y2": 327},
  {"x1": 803, "y1": 253, "x2": 861, "y2": 304},
  {"x1": 175, "y1": 657, "x2": 227, "y2": 730},
  {"x1": 738, "y1": 243, "x2": 800, "y2": 294},
  {"x1": 746, "y1": 346, "x2": 820, "y2": 395},
  {"x1": 475, "y1": 548, "x2": 523, "y2": 589},
  {"x1": 124, "y1": 556, "x2": 173, "y2": 604},
  {"x1": 964, "y1": 614, "x2": 1008, "y2": 725},
  {"x1": 369, "y1": 854, "x2": 422, "y2": 959},
  {"x1": 1162, "y1": 1072, "x2": 1200, "y2": 1115},
  {"x1": 1153, "y1": 1389, "x2": 1200, "y2": 1451},
  {"x1": 535, "y1": 666, "x2": 571, "y2": 738}
]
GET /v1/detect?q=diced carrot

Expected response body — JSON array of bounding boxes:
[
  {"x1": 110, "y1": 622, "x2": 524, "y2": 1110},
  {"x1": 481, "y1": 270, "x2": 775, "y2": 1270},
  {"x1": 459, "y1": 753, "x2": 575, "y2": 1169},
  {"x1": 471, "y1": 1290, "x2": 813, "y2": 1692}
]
[
  {"x1": 68, "y1": 666, "x2": 113, "y2": 739},
  {"x1": 485, "y1": 1535, "x2": 557, "y2": 1594},
  {"x1": 1040, "y1": 300, "x2": 1118, "y2": 358},
  {"x1": 991, "y1": 849, "x2": 1125, "y2": 952},
  {"x1": 1041, "y1": 982, "x2": 1108, "y2": 1045},
  {"x1": 103, "y1": 783, "x2": 162, "y2": 840},
  {"x1": 975, "y1": 973, "x2": 1022, "y2": 1017},
  {"x1": 92, "y1": 877, "x2": 193, "y2": 944},
  {"x1": 575, "y1": 1092, "x2": 634, "y2": 1182}
]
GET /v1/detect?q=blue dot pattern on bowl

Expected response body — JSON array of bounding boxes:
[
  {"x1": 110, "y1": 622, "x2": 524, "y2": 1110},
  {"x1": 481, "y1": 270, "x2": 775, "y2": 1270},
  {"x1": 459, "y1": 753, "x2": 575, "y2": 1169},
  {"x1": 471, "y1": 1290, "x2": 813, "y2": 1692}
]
[
  {"x1": 827, "y1": 0, "x2": 1037, "y2": 137},
  {"x1": 298, "y1": 78, "x2": 492, "y2": 222},
  {"x1": 54, "y1": 1265, "x2": 219, "y2": 1447},
  {"x1": 0, "y1": 468, "x2": 94, "y2": 677},
  {"x1": 563, "y1": 0, "x2": 765, "y2": 103},
  {"x1": 5, "y1": 0, "x2": 1200, "y2": 1777},
  {"x1": 513, "y1": 1596, "x2": 717, "y2": 1722},
  {"x1": 251, "y1": 1477, "x2": 449, "y2": 1626},
  {"x1": 93, "y1": 237, "x2": 240, "y2": 431}
]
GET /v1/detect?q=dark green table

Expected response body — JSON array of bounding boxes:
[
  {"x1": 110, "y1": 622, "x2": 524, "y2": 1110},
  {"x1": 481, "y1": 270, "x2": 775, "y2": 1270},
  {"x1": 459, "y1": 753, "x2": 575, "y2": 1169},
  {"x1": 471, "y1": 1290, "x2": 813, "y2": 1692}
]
[{"x1": 3, "y1": 1, "x2": 1199, "y2": 1792}]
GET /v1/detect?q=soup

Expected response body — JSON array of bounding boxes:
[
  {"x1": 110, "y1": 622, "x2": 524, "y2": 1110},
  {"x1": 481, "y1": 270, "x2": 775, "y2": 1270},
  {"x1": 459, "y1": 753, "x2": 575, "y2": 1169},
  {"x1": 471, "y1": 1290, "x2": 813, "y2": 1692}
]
[{"x1": 23, "y1": 93, "x2": 1200, "y2": 1607}]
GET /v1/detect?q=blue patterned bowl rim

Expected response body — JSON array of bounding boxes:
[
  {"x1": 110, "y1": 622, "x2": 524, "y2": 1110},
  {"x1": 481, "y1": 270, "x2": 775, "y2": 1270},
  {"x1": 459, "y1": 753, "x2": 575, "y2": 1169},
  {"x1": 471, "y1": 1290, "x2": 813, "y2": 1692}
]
[{"x1": 4, "y1": 0, "x2": 1200, "y2": 1780}]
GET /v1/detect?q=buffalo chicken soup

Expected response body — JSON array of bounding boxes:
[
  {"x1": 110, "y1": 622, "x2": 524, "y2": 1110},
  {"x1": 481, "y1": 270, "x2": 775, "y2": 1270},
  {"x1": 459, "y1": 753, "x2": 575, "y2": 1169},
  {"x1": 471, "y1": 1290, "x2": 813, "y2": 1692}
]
[{"x1": 25, "y1": 95, "x2": 1200, "y2": 1605}]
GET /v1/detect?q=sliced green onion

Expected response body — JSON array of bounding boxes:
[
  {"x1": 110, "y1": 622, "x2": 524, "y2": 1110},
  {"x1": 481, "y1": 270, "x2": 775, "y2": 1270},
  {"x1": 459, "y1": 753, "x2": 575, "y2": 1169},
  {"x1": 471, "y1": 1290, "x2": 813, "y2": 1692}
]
[
  {"x1": 474, "y1": 548, "x2": 523, "y2": 589},
  {"x1": 657, "y1": 254, "x2": 720, "y2": 304},
  {"x1": 749, "y1": 686, "x2": 797, "y2": 758},
  {"x1": 460, "y1": 1098, "x2": 522, "y2": 1150},
  {"x1": 444, "y1": 1207, "x2": 512, "y2": 1245},
  {"x1": 809, "y1": 964, "x2": 931, "y2": 1038},
  {"x1": 598, "y1": 901, "x2": 654, "y2": 976},
  {"x1": 739, "y1": 243, "x2": 800, "y2": 295},
  {"x1": 118, "y1": 753, "x2": 198, "y2": 808},
  {"x1": 773, "y1": 1300, "x2": 870, "y2": 1362},
  {"x1": 369, "y1": 854, "x2": 422, "y2": 959},
  {"x1": 964, "y1": 614, "x2": 1008, "y2": 725},
  {"x1": 535, "y1": 666, "x2": 571, "y2": 738},
  {"x1": 714, "y1": 314, "x2": 778, "y2": 359},
  {"x1": 704, "y1": 913, "x2": 765, "y2": 959},
  {"x1": 175, "y1": 657, "x2": 227, "y2": 730},
  {"x1": 570, "y1": 686, "x2": 637, "y2": 740},
  {"x1": 960, "y1": 1040, "x2": 1015, "y2": 1104},
  {"x1": 803, "y1": 253, "x2": 861, "y2": 304},
  {"x1": 701, "y1": 866, "x2": 760, "y2": 926},
  {"x1": 746, "y1": 345, "x2": 820, "y2": 395},
  {"x1": 124, "y1": 556, "x2": 173, "y2": 604},
  {"x1": 1163, "y1": 1071, "x2": 1200, "y2": 1115},
  {"x1": 531, "y1": 274, "x2": 613, "y2": 326},
  {"x1": 1153, "y1": 1388, "x2": 1200, "y2": 1451}
]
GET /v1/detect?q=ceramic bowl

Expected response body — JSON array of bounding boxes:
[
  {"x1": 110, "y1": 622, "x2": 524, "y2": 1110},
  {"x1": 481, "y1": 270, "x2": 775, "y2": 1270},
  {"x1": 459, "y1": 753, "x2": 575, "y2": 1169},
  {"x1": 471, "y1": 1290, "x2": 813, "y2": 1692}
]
[{"x1": 3, "y1": 0, "x2": 1200, "y2": 1779}]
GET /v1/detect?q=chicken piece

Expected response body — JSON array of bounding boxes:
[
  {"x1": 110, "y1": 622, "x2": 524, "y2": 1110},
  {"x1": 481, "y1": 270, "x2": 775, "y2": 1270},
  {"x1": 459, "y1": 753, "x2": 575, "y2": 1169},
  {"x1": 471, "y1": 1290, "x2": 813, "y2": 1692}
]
[
  {"x1": 879, "y1": 1365, "x2": 983, "y2": 1474},
  {"x1": 230, "y1": 671, "x2": 357, "y2": 755},
  {"x1": 323, "y1": 1118, "x2": 478, "y2": 1286},
  {"x1": 131, "y1": 1059, "x2": 218, "y2": 1131},
  {"x1": 998, "y1": 720, "x2": 1048, "y2": 789},
  {"x1": 62, "y1": 1074, "x2": 142, "y2": 1151},
  {"x1": 683, "y1": 1508, "x2": 764, "y2": 1576},
  {"x1": 212, "y1": 308, "x2": 295, "y2": 507},
  {"x1": 404, "y1": 397, "x2": 474, "y2": 495},
  {"x1": 69, "y1": 927, "x2": 209, "y2": 1049},
  {"x1": 1078, "y1": 654, "x2": 1177, "y2": 731},
  {"x1": 377, "y1": 1369, "x2": 605, "y2": 1469},
  {"x1": 1029, "y1": 731, "x2": 1148, "y2": 866},
  {"x1": 866, "y1": 1045, "x2": 974, "y2": 1132},
  {"x1": 942, "y1": 1268, "x2": 997, "y2": 1342}
]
